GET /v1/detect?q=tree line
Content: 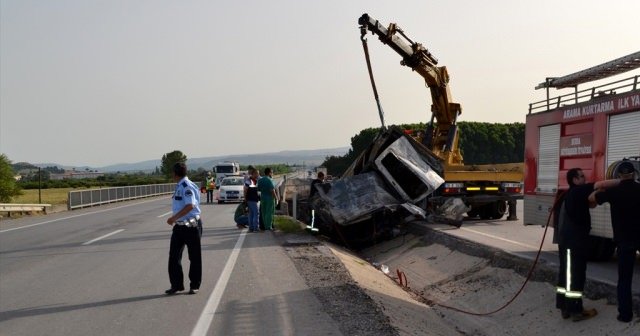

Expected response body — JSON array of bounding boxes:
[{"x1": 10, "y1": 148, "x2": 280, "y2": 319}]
[{"x1": 320, "y1": 121, "x2": 525, "y2": 176}]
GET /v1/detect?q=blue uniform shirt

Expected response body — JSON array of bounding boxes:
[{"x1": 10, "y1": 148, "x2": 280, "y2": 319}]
[{"x1": 172, "y1": 176, "x2": 201, "y2": 221}]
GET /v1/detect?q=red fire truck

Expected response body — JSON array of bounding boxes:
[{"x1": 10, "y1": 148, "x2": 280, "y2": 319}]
[{"x1": 524, "y1": 51, "x2": 640, "y2": 260}]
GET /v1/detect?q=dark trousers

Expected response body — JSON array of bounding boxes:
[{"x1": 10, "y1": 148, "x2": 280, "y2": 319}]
[
  {"x1": 168, "y1": 224, "x2": 202, "y2": 290},
  {"x1": 617, "y1": 246, "x2": 639, "y2": 320},
  {"x1": 556, "y1": 244, "x2": 568, "y2": 310},
  {"x1": 556, "y1": 244, "x2": 587, "y2": 313},
  {"x1": 206, "y1": 190, "x2": 214, "y2": 203}
]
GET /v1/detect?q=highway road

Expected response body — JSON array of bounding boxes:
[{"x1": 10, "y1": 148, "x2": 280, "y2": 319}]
[{"x1": 0, "y1": 196, "x2": 342, "y2": 336}]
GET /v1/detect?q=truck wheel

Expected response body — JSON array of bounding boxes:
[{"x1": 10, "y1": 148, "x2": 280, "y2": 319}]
[
  {"x1": 218, "y1": 200, "x2": 224, "y2": 204},
  {"x1": 467, "y1": 208, "x2": 479, "y2": 218},
  {"x1": 490, "y1": 201, "x2": 507, "y2": 219},
  {"x1": 587, "y1": 236, "x2": 615, "y2": 261},
  {"x1": 479, "y1": 205, "x2": 492, "y2": 220}
]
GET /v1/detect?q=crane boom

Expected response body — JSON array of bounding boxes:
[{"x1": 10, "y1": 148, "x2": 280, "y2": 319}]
[{"x1": 358, "y1": 13, "x2": 463, "y2": 166}]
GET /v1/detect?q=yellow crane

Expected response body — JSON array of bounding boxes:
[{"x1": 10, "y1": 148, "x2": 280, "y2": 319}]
[{"x1": 358, "y1": 13, "x2": 523, "y2": 220}]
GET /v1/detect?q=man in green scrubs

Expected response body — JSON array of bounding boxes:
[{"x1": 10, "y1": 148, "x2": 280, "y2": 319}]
[{"x1": 257, "y1": 167, "x2": 278, "y2": 231}]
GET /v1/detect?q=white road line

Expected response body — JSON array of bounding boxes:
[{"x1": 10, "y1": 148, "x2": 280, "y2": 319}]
[
  {"x1": 459, "y1": 227, "x2": 542, "y2": 250},
  {"x1": 82, "y1": 229, "x2": 125, "y2": 245},
  {"x1": 0, "y1": 197, "x2": 169, "y2": 234},
  {"x1": 191, "y1": 230, "x2": 247, "y2": 336},
  {"x1": 157, "y1": 211, "x2": 173, "y2": 218}
]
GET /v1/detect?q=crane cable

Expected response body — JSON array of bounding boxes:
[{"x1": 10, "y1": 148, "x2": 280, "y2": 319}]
[{"x1": 360, "y1": 27, "x2": 387, "y2": 130}]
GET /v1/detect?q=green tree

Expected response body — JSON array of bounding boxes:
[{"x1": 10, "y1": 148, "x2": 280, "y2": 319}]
[
  {"x1": 161, "y1": 150, "x2": 187, "y2": 178},
  {"x1": 0, "y1": 154, "x2": 22, "y2": 202},
  {"x1": 321, "y1": 122, "x2": 525, "y2": 174}
]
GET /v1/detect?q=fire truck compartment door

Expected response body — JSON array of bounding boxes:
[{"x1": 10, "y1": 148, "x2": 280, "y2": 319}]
[{"x1": 537, "y1": 124, "x2": 560, "y2": 194}]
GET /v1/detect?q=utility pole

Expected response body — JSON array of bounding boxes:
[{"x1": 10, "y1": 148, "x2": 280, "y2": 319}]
[{"x1": 38, "y1": 167, "x2": 42, "y2": 204}]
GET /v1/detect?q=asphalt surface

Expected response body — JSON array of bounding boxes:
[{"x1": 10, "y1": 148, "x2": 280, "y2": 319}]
[
  {"x1": 0, "y1": 196, "x2": 342, "y2": 336},
  {"x1": 3, "y1": 195, "x2": 638, "y2": 335}
]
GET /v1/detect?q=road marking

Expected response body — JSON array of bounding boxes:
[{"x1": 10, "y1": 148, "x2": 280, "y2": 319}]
[
  {"x1": 0, "y1": 198, "x2": 168, "y2": 234},
  {"x1": 157, "y1": 211, "x2": 172, "y2": 218},
  {"x1": 459, "y1": 227, "x2": 541, "y2": 250},
  {"x1": 82, "y1": 229, "x2": 125, "y2": 245},
  {"x1": 191, "y1": 229, "x2": 247, "y2": 336}
]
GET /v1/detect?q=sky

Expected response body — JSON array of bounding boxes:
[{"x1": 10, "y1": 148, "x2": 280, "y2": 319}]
[{"x1": 1, "y1": 0, "x2": 639, "y2": 167}]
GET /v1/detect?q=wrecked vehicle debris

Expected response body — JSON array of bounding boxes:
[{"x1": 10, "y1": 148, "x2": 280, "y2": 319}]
[
  {"x1": 300, "y1": 127, "x2": 445, "y2": 248},
  {"x1": 427, "y1": 197, "x2": 470, "y2": 227}
]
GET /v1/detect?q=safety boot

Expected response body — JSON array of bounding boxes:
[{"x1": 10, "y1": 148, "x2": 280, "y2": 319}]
[{"x1": 571, "y1": 308, "x2": 597, "y2": 322}]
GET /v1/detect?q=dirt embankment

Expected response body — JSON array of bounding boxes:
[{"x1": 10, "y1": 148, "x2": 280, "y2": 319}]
[{"x1": 284, "y1": 229, "x2": 638, "y2": 336}]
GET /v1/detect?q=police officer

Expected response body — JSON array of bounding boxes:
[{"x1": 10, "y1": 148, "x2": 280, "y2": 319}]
[
  {"x1": 555, "y1": 168, "x2": 598, "y2": 321},
  {"x1": 590, "y1": 160, "x2": 640, "y2": 323},
  {"x1": 165, "y1": 162, "x2": 202, "y2": 295}
]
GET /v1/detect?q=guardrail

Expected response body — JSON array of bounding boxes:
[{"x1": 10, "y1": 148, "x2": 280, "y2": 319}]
[
  {"x1": 0, "y1": 203, "x2": 52, "y2": 217},
  {"x1": 68, "y1": 183, "x2": 175, "y2": 210}
]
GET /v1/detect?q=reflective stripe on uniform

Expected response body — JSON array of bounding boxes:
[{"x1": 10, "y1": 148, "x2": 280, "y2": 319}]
[
  {"x1": 556, "y1": 287, "x2": 566, "y2": 294},
  {"x1": 566, "y1": 249, "x2": 572, "y2": 292},
  {"x1": 565, "y1": 291, "x2": 583, "y2": 298},
  {"x1": 564, "y1": 248, "x2": 583, "y2": 299}
]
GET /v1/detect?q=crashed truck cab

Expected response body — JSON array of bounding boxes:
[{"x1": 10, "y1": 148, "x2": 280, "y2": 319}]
[{"x1": 309, "y1": 127, "x2": 445, "y2": 247}]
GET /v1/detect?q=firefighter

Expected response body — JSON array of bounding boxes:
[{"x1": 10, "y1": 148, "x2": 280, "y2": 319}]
[
  {"x1": 589, "y1": 160, "x2": 640, "y2": 323},
  {"x1": 555, "y1": 168, "x2": 598, "y2": 321}
]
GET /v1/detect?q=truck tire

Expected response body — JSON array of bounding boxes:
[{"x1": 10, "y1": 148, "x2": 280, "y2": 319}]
[
  {"x1": 479, "y1": 205, "x2": 492, "y2": 220},
  {"x1": 490, "y1": 201, "x2": 507, "y2": 219},
  {"x1": 587, "y1": 236, "x2": 615, "y2": 261},
  {"x1": 466, "y1": 208, "x2": 479, "y2": 219},
  {"x1": 478, "y1": 201, "x2": 506, "y2": 220}
]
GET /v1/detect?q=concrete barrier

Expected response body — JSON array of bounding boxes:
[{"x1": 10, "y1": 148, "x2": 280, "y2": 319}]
[{"x1": 0, "y1": 203, "x2": 52, "y2": 217}]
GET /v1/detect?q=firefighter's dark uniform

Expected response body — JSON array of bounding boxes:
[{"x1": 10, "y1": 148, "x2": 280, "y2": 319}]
[
  {"x1": 555, "y1": 183, "x2": 594, "y2": 315},
  {"x1": 595, "y1": 179, "x2": 640, "y2": 322}
]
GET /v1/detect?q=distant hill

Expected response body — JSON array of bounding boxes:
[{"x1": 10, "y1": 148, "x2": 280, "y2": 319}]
[{"x1": 31, "y1": 147, "x2": 349, "y2": 173}]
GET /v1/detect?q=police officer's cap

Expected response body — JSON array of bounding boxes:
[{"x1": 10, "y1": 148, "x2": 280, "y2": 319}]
[{"x1": 617, "y1": 161, "x2": 635, "y2": 175}]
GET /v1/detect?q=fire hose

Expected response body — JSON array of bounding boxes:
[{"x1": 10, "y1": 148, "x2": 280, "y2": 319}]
[{"x1": 395, "y1": 198, "x2": 560, "y2": 316}]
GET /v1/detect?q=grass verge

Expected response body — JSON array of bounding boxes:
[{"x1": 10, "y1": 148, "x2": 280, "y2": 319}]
[
  {"x1": 10, "y1": 188, "x2": 93, "y2": 205},
  {"x1": 274, "y1": 215, "x2": 304, "y2": 233}
]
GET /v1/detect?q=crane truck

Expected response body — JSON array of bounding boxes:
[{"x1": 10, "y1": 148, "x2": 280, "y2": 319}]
[{"x1": 358, "y1": 14, "x2": 523, "y2": 220}]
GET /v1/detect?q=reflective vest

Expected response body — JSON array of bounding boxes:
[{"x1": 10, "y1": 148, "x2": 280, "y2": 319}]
[{"x1": 206, "y1": 177, "x2": 215, "y2": 190}]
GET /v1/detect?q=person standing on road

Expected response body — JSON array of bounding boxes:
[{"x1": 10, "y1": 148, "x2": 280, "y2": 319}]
[
  {"x1": 589, "y1": 160, "x2": 640, "y2": 323},
  {"x1": 309, "y1": 171, "x2": 325, "y2": 198},
  {"x1": 205, "y1": 171, "x2": 215, "y2": 204},
  {"x1": 244, "y1": 168, "x2": 260, "y2": 232},
  {"x1": 165, "y1": 162, "x2": 202, "y2": 295},
  {"x1": 258, "y1": 167, "x2": 278, "y2": 231},
  {"x1": 554, "y1": 168, "x2": 598, "y2": 321}
]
